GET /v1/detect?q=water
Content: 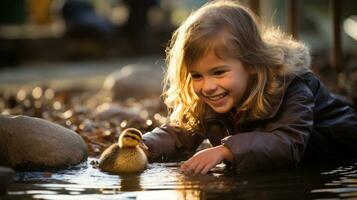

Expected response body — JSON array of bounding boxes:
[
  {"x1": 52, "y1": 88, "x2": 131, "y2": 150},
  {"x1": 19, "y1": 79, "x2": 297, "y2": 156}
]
[{"x1": 2, "y1": 158, "x2": 357, "y2": 199}]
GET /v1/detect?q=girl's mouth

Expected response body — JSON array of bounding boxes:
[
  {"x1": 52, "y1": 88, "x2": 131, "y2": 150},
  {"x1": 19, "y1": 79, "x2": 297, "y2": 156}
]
[{"x1": 205, "y1": 92, "x2": 228, "y2": 102}]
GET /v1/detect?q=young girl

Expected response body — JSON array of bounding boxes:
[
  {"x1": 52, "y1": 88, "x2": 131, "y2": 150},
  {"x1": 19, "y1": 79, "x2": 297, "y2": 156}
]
[{"x1": 142, "y1": 0, "x2": 357, "y2": 174}]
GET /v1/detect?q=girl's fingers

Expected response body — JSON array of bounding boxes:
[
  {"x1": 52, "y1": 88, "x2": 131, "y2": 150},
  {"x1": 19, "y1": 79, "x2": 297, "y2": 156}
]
[
  {"x1": 181, "y1": 158, "x2": 199, "y2": 174},
  {"x1": 181, "y1": 159, "x2": 211, "y2": 175},
  {"x1": 201, "y1": 163, "x2": 213, "y2": 174},
  {"x1": 193, "y1": 162, "x2": 206, "y2": 175},
  {"x1": 181, "y1": 150, "x2": 219, "y2": 175},
  {"x1": 180, "y1": 160, "x2": 192, "y2": 173}
]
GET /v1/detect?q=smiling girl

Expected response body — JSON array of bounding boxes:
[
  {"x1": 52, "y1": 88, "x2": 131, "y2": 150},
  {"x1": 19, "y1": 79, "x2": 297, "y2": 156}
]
[{"x1": 142, "y1": 0, "x2": 357, "y2": 174}]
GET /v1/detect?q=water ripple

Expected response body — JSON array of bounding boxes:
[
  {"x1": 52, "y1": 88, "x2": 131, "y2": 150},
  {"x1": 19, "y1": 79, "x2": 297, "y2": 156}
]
[{"x1": 312, "y1": 162, "x2": 357, "y2": 199}]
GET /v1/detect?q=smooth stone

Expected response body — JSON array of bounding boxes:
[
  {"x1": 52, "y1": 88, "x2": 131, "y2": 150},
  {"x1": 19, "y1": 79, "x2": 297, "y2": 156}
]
[
  {"x1": 93, "y1": 103, "x2": 139, "y2": 120},
  {"x1": 0, "y1": 115, "x2": 88, "y2": 170},
  {"x1": 102, "y1": 64, "x2": 163, "y2": 100}
]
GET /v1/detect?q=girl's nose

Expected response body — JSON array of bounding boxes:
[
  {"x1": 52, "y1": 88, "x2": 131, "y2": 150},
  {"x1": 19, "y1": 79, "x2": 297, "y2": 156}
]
[{"x1": 202, "y1": 78, "x2": 217, "y2": 94}]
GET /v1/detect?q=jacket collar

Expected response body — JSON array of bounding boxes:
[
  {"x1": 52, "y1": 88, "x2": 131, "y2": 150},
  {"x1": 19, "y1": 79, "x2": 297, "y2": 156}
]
[{"x1": 243, "y1": 73, "x2": 297, "y2": 123}]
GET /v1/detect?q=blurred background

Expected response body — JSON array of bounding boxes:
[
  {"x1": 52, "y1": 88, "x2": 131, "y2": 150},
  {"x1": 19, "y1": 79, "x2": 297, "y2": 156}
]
[{"x1": 0, "y1": 0, "x2": 356, "y2": 104}]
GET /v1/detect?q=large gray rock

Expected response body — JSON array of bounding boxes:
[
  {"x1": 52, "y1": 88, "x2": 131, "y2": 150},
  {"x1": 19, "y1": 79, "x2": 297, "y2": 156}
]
[
  {"x1": 102, "y1": 64, "x2": 163, "y2": 100},
  {"x1": 0, "y1": 115, "x2": 87, "y2": 170}
]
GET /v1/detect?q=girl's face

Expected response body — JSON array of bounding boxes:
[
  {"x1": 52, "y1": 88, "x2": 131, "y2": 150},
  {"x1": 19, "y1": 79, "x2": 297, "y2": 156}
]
[{"x1": 188, "y1": 51, "x2": 250, "y2": 113}]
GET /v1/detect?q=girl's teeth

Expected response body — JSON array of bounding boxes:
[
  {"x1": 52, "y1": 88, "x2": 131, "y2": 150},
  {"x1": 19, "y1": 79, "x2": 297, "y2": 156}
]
[{"x1": 209, "y1": 94, "x2": 225, "y2": 100}]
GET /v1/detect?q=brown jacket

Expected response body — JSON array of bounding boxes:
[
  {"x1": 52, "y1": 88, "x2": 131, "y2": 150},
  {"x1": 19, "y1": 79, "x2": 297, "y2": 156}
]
[{"x1": 143, "y1": 39, "x2": 357, "y2": 172}]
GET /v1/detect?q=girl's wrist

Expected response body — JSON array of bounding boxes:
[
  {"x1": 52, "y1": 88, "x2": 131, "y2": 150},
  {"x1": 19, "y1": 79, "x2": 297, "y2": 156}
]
[{"x1": 216, "y1": 145, "x2": 233, "y2": 162}]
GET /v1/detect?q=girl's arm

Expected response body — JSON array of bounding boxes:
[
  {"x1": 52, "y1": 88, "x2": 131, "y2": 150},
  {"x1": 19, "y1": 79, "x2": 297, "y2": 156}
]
[
  {"x1": 221, "y1": 78, "x2": 314, "y2": 172},
  {"x1": 143, "y1": 124, "x2": 205, "y2": 161}
]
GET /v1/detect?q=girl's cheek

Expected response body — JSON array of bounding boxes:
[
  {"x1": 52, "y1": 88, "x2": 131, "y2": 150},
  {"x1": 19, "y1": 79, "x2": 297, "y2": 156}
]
[
  {"x1": 192, "y1": 83, "x2": 200, "y2": 94},
  {"x1": 192, "y1": 88, "x2": 203, "y2": 99}
]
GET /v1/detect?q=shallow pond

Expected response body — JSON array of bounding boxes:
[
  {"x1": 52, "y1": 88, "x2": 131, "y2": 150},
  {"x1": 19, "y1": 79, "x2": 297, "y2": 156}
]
[{"x1": 2, "y1": 158, "x2": 357, "y2": 199}]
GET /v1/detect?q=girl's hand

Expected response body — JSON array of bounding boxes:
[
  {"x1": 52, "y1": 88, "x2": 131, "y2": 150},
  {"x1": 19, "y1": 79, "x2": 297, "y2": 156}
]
[{"x1": 180, "y1": 145, "x2": 233, "y2": 175}]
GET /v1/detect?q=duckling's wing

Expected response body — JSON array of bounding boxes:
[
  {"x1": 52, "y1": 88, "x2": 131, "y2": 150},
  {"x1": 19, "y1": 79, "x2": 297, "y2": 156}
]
[{"x1": 98, "y1": 144, "x2": 120, "y2": 171}]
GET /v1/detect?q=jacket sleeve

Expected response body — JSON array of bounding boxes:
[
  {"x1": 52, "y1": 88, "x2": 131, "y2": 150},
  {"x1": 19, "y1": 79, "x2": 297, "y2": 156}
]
[
  {"x1": 221, "y1": 79, "x2": 314, "y2": 172},
  {"x1": 143, "y1": 124, "x2": 205, "y2": 161}
]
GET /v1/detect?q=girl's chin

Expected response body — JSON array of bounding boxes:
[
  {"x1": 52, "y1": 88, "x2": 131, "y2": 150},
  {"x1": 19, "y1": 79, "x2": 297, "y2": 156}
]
[
  {"x1": 208, "y1": 101, "x2": 234, "y2": 113},
  {"x1": 210, "y1": 106, "x2": 231, "y2": 113}
]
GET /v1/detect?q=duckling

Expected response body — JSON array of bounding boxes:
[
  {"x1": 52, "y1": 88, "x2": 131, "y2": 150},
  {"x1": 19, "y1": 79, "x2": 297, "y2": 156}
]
[{"x1": 99, "y1": 128, "x2": 148, "y2": 173}]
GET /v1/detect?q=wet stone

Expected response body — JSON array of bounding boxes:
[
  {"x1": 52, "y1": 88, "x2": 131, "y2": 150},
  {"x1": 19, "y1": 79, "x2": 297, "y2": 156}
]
[{"x1": 0, "y1": 115, "x2": 88, "y2": 170}]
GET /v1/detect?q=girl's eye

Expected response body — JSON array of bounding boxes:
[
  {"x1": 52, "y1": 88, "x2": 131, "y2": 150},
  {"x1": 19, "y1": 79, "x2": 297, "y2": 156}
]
[
  {"x1": 213, "y1": 70, "x2": 226, "y2": 76},
  {"x1": 190, "y1": 74, "x2": 202, "y2": 80}
]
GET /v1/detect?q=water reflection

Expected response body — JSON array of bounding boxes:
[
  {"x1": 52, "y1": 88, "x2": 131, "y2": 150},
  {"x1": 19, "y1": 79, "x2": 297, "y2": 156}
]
[
  {"x1": 31, "y1": 190, "x2": 201, "y2": 200},
  {"x1": 4, "y1": 158, "x2": 357, "y2": 199},
  {"x1": 311, "y1": 162, "x2": 357, "y2": 199}
]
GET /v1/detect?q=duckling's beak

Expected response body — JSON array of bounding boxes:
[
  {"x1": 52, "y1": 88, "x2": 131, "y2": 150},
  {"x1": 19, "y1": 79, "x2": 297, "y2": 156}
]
[{"x1": 139, "y1": 141, "x2": 149, "y2": 151}]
